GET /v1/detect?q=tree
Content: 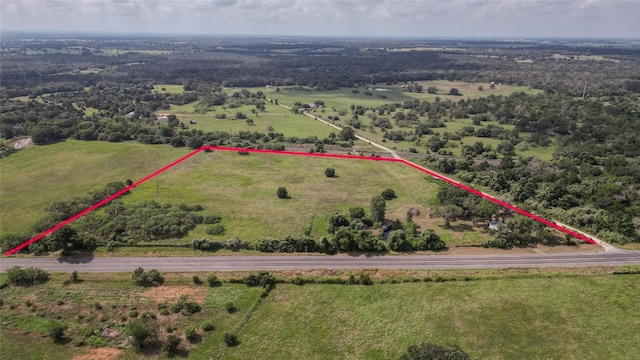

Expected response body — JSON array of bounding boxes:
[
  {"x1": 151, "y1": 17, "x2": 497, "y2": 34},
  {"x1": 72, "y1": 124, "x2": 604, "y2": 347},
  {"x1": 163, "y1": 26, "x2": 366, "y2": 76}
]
[
  {"x1": 478, "y1": 85, "x2": 484, "y2": 91},
  {"x1": 132, "y1": 267, "x2": 164, "y2": 287},
  {"x1": 349, "y1": 207, "x2": 366, "y2": 221},
  {"x1": 127, "y1": 317, "x2": 159, "y2": 349},
  {"x1": 432, "y1": 205, "x2": 464, "y2": 227},
  {"x1": 388, "y1": 230, "x2": 411, "y2": 251},
  {"x1": 370, "y1": 195, "x2": 386, "y2": 224},
  {"x1": 5, "y1": 266, "x2": 49, "y2": 286},
  {"x1": 381, "y1": 188, "x2": 397, "y2": 200},
  {"x1": 339, "y1": 126, "x2": 356, "y2": 141},
  {"x1": 427, "y1": 86, "x2": 438, "y2": 94},
  {"x1": 276, "y1": 187, "x2": 289, "y2": 199},
  {"x1": 448, "y1": 88, "x2": 461, "y2": 96},
  {"x1": 325, "y1": 168, "x2": 335, "y2": 177},
  {"x1": 401, "y1": 342, "x2": 470, "y2": 360}
]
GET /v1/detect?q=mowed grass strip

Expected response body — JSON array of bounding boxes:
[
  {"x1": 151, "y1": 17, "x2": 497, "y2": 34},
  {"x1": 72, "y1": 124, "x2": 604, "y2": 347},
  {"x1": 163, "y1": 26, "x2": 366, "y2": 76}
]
[
  {"x1": 0, "y1": 140, "x2": 192, "y2": 234},
  {"x1": 225, "y1": 275, "x2": 640, "y2": 360}
]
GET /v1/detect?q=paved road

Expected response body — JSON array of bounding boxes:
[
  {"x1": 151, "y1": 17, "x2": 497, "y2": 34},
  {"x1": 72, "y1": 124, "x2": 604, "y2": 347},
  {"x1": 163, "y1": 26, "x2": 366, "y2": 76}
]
[{"x1": 2, "y1": 252, "x2": 638, "y2": 273}]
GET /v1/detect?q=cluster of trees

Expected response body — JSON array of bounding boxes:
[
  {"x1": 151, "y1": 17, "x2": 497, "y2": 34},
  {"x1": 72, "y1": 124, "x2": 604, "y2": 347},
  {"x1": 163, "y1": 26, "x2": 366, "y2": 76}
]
[
  {"x1": 428, "y1": 155, "x2": 639, "y2": 246},
  {"x1": 3, "y1": 266, "x2": 49, "y2": 286},
  {"x1": 0, "y1": 181, "x2": 224, "y2": 255},
  {"x1": 3, "y1": 37, "x2": 637, "y2": 97}
]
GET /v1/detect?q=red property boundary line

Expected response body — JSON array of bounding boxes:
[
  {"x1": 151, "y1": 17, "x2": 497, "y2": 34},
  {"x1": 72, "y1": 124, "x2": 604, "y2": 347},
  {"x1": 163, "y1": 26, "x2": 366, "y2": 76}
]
[{"x1": 4, "y1": 146, "x2": 594, "y2": 256}]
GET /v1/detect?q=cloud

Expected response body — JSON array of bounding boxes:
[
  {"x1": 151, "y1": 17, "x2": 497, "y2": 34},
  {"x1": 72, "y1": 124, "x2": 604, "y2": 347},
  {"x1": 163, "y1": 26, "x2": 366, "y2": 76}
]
[{"x1": 1, "y1": 0, "x2": 637, "y2": 38}]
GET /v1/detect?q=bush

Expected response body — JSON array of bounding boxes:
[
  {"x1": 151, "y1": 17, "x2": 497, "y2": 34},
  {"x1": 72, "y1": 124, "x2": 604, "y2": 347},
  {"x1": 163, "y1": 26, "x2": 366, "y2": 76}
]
[
  {"x1": 277, "y1": 186, "x2": 289, "y2": 199},
  {"x1": 192, "y1": 275, "x2": 202, "y2": 285},
  {"x1": 184, "y1": 302, "x2": 202, "y2": 314},
  {"x1": 185, "y1": 326, "x2": 198, "y2": 343},
  {"x1": 223, "y1": 332, "x2": 238, "y2": 347},
  {"x1": 206, "y1": 224, "x2": 226, "y2": 236},
  {"x1": 129, "y1": 310, "x2": 139, "y2": 318},
  {"x1": 202, "y1": 321, "x2": 215, "y2": 332},
  {"x1": 381, "y1": 188, "x2": 397, "y2": 200},
  {"x1": 49, "y1": 321, "x2": 67, "y2": 343},
  {"x1": 325, "y1": 168, "x2": 335, "y2": 177},
  {"x1": 5, "y1": 266, "x2": 49, "y2": 286},
  {"x1": 132, "y1": 267, "x2": 164, "y2": 287},
  {"x1": 206, "y1": 274, "x2": 222, "y2": 287},
  {"x1": 127, "y1": 318, "x2": 159, "y2": 349},
  {"x1": 224, "y1": 302, "x2": 237, "y2": 313},
  {"x1": 163, "y1": 334, "x2": 181, "y2": 354}
]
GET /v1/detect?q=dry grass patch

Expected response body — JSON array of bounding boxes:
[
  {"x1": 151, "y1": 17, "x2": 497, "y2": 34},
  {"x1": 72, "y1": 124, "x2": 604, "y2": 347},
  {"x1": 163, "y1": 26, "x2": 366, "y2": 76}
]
[{"x1": 72, "y1": 347, "x2": 123, "y2": 360}]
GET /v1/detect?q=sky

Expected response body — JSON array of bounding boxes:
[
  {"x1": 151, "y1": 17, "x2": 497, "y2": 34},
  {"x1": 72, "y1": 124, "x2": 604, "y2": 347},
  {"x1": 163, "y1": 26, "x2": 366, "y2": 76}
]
[{"x1": 1, "y1": 0, "x2": 638, "y2": 39}]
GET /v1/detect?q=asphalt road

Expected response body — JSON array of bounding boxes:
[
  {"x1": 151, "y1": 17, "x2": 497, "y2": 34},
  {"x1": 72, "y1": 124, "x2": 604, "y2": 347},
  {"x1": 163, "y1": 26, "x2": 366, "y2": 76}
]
[{"x1": 1, "y1": 252, "x2": 639, "y2": 273}]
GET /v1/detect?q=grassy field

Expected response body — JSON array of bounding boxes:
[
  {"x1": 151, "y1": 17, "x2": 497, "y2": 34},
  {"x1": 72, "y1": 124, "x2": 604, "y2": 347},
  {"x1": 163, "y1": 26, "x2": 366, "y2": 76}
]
[
  {"x1": 0, "y1": 140, "x2": 192, "y2": 234},
  {"x1": 226, "y1": 274, "x2": 640, "y2": 360},
  {"x1": 166, "y1": 101, "x2": 337, "y2": 139},
  {"x1": 124, "y1": 150, "x2": 446, "y2": 241},
  {"x1": 153, "y1": 84, "x2": 185, "y2": 94},
  {"x1": 1, "y1": 270, "x2": 638, "y2": 359}
]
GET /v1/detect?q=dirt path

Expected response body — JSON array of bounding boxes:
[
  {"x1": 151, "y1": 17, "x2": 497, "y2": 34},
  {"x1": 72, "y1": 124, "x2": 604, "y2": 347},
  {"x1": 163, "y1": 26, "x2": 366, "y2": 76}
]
[{"x1": 11, "y1": 137, "x2": 32, "y2": 149}]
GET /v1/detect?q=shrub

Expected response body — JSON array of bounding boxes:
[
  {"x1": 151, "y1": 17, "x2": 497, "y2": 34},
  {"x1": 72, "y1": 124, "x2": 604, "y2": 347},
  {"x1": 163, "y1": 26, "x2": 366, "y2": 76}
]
[
  {"x1": 206, "y1": 274, "x2": 222, "y2": 287},
  {"x1": 127, "y1": 318, "x2": 159, "y2": 349},
  {"x1": 192, "y1": 275, "x2": 202, "y2": 285},
  {"x1": 184, "y1": 302, "x2": 202, "y2": 314},
  {"x1": 358, "y1": 274, "x2": 373, "y2": 285},
  {"x1": 276, "y1": 186, "x2": 289, "y2": 199},
  {"x1": 185, "y1": 326, "x2": 198, "y2": 342},
  {"x1": 170, "y1": 303, "x2": 183, "y2": 314},
  {"x1": 224, "y1": 302, "x2": 237, "y2": 313},
  {"x1": 325, "y1": 168, "x2": 335, "y2": 177},
  {"x1": 206, "y1": 224, "x2": 226, "y2": 236},
  {"x1": 163, "y1": 334, "x2": 181, "y2": 354},
  {"x1": 159, "y1": 308, "x2": 170, "y2": 316},
  {"x1": 223, "y1": 332, "x2": 238, "y2": 347},
  {"x1": 129, "y1": 310, "x2": 139, "y2": 318},
  {"x1": 6, "y1": 266, "x2": 49, "y2": 286},
  {"x1": 202, "y1": 321, "x2": 215, "y2": 332},
  {"x1": 49, "y1": 321, "x2": 67, "y2": 343},
  {"x1": 381, "y1": 188, "x2": 397, "y2": 200},
  {"x1": 132, "y1": 267, "x2": 164, "y2": 287}
]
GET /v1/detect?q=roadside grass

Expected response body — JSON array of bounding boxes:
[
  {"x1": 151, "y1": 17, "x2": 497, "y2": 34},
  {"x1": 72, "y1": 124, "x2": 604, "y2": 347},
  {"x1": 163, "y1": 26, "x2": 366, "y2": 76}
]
[
  {"x1": 0, "y1": 140, "x2": 192, "y2": 234},
  {"x1": 225, "y1": 274, "x2": 640, "y2": 360}
]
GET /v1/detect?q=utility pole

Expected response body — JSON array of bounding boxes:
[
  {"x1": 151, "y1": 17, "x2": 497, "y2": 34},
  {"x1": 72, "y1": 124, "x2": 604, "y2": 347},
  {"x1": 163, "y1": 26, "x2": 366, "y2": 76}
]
[{"x1": 582, "y1": 82, "x2": 587, "y2": 100}]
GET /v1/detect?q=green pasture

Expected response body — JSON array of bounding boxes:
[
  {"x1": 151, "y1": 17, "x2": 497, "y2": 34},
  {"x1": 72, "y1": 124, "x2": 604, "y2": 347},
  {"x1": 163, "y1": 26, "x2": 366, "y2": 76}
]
[
  {"x1": 0, "y1": 140, "x2": 192, "y2": 234},
  {"x1": 167, "y1": 101, "x2": 337, "y2": 139},
  {"x1": 224, "y1": 274, "x2": 640, "y2": 359},
  {"x1": 153, "y1": 84, "x2": 185, "y2": 94},
  {"x1": 123, "y1": 150, "x2": 443, "y2": 241},
  {"x1": 1, "y1": 270, "x2": 638, "y2": 359}
]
